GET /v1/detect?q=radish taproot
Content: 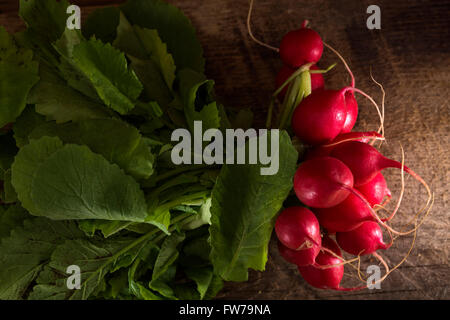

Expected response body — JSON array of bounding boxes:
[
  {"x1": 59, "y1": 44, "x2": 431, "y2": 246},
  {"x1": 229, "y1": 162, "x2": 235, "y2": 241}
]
[
  {"x1": 356, "y1": 172, "x2": 391, "y2": 208},
  {"x1": 330, "y1": 141, "x2": 430, "y2": 188},
  {"x1": 291, "y1": 88, "x2": 347, "y2": 145},
  {"x1": 299, "y1": 236, "x2": 368, "y2": 291},
  {"x1": 322, "y1": 43, "x2": 358, "y2": 134},
  {"x1": 293, "y1": 157, "x2": 354, "y2": 208},
  {"x1": 305, "y1": 131, "x2": 383, "y2": 160},
  {"x1": 291, "y1": 86, "x2": 383, "y2": 145},
  {"x1": 314, "y1": 192, "x2": 375, "y2": 233},
  {"x1": 298, "y1": 236, "x2": 343, "y2": 289},
  {"x1": 275, "y1": 206, "x2": 321, "y2": 251},
  {"x1": 293, "y1": 157, "x2": 399, "y2": 233},
  {"x1": 278, "y1": 240, "x2": 320, "y2": 266},
  {"x1": 336, "y1": 221, "x2": 391, "y2": 256},
  {"x1": 341, "y1": 91, "x2": 358, "y2": 133},
  {"x1": 279, "y1": 26, "x2": 323, "y2": 67},
  {"x1": 328, "y1": 141, "x2": 434, "y2": 234}
]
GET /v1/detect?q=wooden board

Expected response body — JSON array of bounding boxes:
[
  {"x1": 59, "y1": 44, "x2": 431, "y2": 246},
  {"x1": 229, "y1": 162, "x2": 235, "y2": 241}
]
[{"x1": 1, "y1": 0, "x2": 448, "y2": 300}]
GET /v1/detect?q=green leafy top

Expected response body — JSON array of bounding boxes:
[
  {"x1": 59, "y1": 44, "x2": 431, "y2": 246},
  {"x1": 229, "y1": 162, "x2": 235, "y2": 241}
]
[
  {"x1": 121, "y1": 0, "x2": 205, "y2": 73},
  {"x1": 29, "y1": 119, "x2": 155, "y2": 180},
  {"x1": 19, "y1": 0, "x2": 69, "y2": 44},
  {"x1": 0, "y1": 27, "x2": 39, "y2": 127},
  {"x1": 178, "y1": 68, "x2": 221, "y2": 132},
  {"x1": 0, "y1": 0, "x2": 294, "y2": 302},
  {"x1": 209, "y1": 131, "x2": 298, "y2": 281},
  {"x1": 12, "y1": 137, "x2": 149, "y2": 222},
  {"x1": 72, "y1": 38, "x2": 143, "y2": 114},
  {"x1": 114, "y1": 13, "x2": 176, "y2": 89},
  {"x1": 0, "y1": 217, "x2": 84, "y2": 299}
]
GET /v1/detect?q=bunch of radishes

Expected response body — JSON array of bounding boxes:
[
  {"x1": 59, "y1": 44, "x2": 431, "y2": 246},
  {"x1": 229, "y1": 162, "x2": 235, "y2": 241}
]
[{"x1": 268, "y1": 23, "x2": 433, "y2": 290}]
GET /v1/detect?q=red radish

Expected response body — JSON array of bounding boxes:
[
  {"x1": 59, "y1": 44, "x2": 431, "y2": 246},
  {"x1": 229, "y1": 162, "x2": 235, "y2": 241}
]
[
  {"x1": 293, "y1": 157, "x2": 353, "y2": 208},
  {"x1": 293, "y1": 151, "x2": 405, "y2": 236},
  {"x1": 278, "y1": 240, "x2": 320, "y2": 266},
  {"x1": 298, "y1": 236, "x2": 343, "y2": 289},
  {"x1": 275, "y1": 207, "x2": 321, "y2": 250},
  {"x1": 322, "y1": 43, "x2": 358, "y2": 134},
  {"x1": 279, "y1": 27, "x2": 323, "y2": 67},
  {"x1": 305, "y1": 131, "x2": 383, "y2": 160},
  {"x1": 309, "y1": 65, "x2": 325, "y2": 92},
  {"x1": 330, "y1": 141, "x2": 428, "y2": 187},
  {"x1": 328, "y1": 141, "x2": 433, "y2": 236},
  {"x1": 341, "y1": 92, "x2": 358, "y2": 133},
  {"x1": 275, "y1": 65, "x2": 324, "y2": 100},
  {"x1": 291, "y1": 88, "x2": 347, "y2": 145},
  {"x1": 291, "y1": 85, "x2": 384, "y2": 146},
  {"x1": 315, "y1": 191, "x2": 375, "y2": 233},
  {"x1": 336, "y1": 221, "x2": 391, "y2": 256},
  {"x1": 356, "y1": 172, "x2": 391, "y2": 207},
  {"x1": 275, "y1": 66, "x2": 293, "y2": 100}
]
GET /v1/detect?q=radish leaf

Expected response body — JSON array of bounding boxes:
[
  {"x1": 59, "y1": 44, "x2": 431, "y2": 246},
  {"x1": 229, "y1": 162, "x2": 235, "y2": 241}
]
[
  {"x1": 29, "y1": 144, "x2": 148, "y2": 221},
  {"x1": 0, "y1": 205, "x2": 29, "y2": 240},
  {"x1": 28, "y1": 64, "x2": 110, "y2": 124},
  {"x1": 71, "y1": 38, "x2": 143, "y2": 114},
  {"x1": 83, "y1": 7, "x2": 121, "y2": 44},
  {"x1": 0, "y1": 27, "x2": 39, "y2": 127},
  {"x1": 28, "y1": 237, "x2": 139, "y2": 300},
  {"x1": 0, "y1": 218, "x2": 84, "y2": 299},
  {"x1": 11, "y1": 136, "x2": 64, "y2": 215},
  {"x1": 121, "y1": 0, "x2": 205, "y2": 73},
  {"x1": 29, "y1": 119, "x2": 155, "y2": 180},
  {"x1": 114, "y1": 13, "x2": 176, "y2": 90},
  {"x1": 178, "y1": 68, "x2": 221, "y2": 132},
  {"x1": 210, "y1": 131, "x2": 298, "y2": 281}
]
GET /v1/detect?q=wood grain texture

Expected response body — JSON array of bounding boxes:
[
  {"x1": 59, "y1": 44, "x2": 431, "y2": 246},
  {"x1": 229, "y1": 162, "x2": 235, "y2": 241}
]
[{"x1": 0, "y1": 0, "x2": 448, "y2": 300}]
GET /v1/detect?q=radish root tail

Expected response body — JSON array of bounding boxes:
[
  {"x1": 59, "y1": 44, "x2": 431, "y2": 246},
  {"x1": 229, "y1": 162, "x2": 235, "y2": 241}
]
[
  {"x1": 347, "y1": 87, "x2": 385, "y2": 139},
  {"x1": 341, "y1": 185, "x2": 433, "y2": 237},
  {"x1": 247, "y1": 0, "x2": 279, "y2": 52},
  {"x1": 369, "y1": 68, "x2": 386, "y2": 147},
  {"x1": 382, "y1": 144, "x2": 406, "y2": 222},
  {"x1": 323, "y1": 41, "x2": 355, "y2": 87},
  {"x1": 322, "y1": 133, "x2": 385, "y2": 148},
  {"x1": 314, "y1": 246, "x2": 360, "y2": 270}
]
